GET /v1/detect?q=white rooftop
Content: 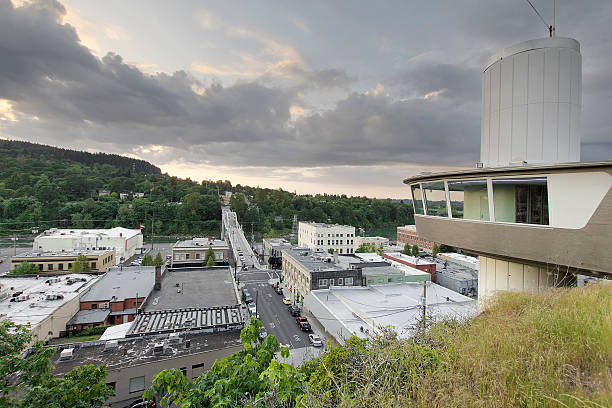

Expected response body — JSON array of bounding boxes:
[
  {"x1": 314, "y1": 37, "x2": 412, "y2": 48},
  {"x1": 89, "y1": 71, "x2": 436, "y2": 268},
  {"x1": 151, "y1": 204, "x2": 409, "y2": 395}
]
[
  {"x1": 398, "y1": 225, "x2": 417, "y2": 231},
  {"x1": 299, "y1": 221, "x2": 354, "y2": 229},
  {"x1": 383, "y1": 252, "x2": 435, "y2": 266},
  {"x1": 438, "y1": 253, "x2": 479, "y2": 270},
  {"x1": 351, "y1": 253, "x2": 430, "y2": 279},
  {"x1": 174, "y1": 237, "x2": 228, "y2": 248},
  {"x1": 99, "y1": 322, "x2": 134, "y2": 341},
  {"x1": 0, "y1": 274, "x2": 97, "y2": 328},
  {"x1": 36, "y1": 227, "x2": 140, "y2": 239},
  {"x1": 309, "y1": 282, "x2": 476, "y2": 341},
  {"x1": 13, "y1": 249, "x2": 114, "y2": 258}
]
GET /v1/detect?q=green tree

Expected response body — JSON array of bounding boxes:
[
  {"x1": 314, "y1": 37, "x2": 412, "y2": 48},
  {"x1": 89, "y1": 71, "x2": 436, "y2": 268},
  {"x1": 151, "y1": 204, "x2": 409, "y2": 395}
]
[
  {"x1": 0, "y1": 320, "x2": 113, "y2": 407},
  {"x1": 356, "y1": 243, "x2": 377, "y2": 253},
  {"x1": 70, "y1": 254, "x2": 91, "y2": 273},
  {"x1": 402, "y1": 242, "x2": 412, "y2": 255},
  {"x1": 144, "y1": 318, "x2": 303, "y2": 407},
  {"x1": 10, "y1": 261, "x2": 40, "y2": 275},
  {"x1": 411, "y1": 244, "x2": 420, "y2": 257},
  {"x1": 153, "y1": 252, "x2": 164, "y2": 266},
  {"x1": 205, "y1": 256, "x2": 215, "y2": 267},
  {"x1": 141, "y1": 253, "x2": 154, "y2": 266},
  {"x1": 203, "y1": 246, "x2": 215, "y2": 266},
  {"x1": 328, "y1": 248, "x2": 334, "y2": 255},
  {"x1": 432, "y1": 244, "x2": 440, "y2": 257}
]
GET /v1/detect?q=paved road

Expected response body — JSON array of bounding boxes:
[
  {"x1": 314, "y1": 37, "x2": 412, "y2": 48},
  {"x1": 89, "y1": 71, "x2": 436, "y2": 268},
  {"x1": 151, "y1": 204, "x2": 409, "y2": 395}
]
[
  {"x1": 238, "y1": 267, "x2": 312, "y2": 349},
  {"x1": 0, "y1": 246, "x2": 30, "y2": 275}
]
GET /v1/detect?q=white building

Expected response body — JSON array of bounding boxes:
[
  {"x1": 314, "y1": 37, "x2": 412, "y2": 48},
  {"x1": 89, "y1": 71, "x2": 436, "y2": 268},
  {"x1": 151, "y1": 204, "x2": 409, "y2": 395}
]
[
  {"x1": 33, "y1": 227, "x2": 143, "y2": 261},
  {"x1": 298, "y1": 222, "x2": 356, "y2": 254},
  {"x1": 0, "y1": 274, "x2": 97, "y2": 342},
  {"x1": 353, "y1": 236, "x2": 389, "y2": 250}
]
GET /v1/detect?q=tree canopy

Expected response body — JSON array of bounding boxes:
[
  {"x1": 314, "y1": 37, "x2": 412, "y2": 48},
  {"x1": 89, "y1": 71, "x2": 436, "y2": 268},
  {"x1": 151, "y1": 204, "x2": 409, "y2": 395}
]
[
  {"x1": 70, "y1": 254, "x2": 91, "y2": 273},
  {"x1": 9, "y1": 261, "x2": 40, "y2": 275}
]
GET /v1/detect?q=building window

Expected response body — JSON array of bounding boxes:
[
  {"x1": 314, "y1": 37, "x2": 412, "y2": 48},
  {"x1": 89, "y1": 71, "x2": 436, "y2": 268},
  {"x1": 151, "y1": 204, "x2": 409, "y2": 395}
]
[
  {"x1": 196, "y1": 253, "x2": 200, "y2": 259},
  {"x1": 91, "y1": 262, "x2": 96, "y2": 269},
  {"x1": 423, "y1": 181, "x2": 448, "y2": 217},
  {"x1": 411, "y1": 184, "x2": 425, "y2": 215},
  {"x1": 215, "y1": 252, "x2": 223, "y2": 260},
  {"x1": 192, "y1": 363, "x2": 205, "y2": 369},
  {"x1": 106, "y1": 382, "x2": 116, "y2": 396},
  {"x1": 318, "y1": 279, "x2": 328, "y2": 287},
  {"x1": 492, "y1": 177, "x2": 549, "y2": 225},
  {"x1": 337, "y1": 278, "x2": 343, "y2": 285},
  {"x1": 47, "y1": 264, "x2": 53, "y2": 271},
  {"x1": 129, "y1": 376, "x2": 145, "y2": 393},
  {"x1": 185, "y1": 254, "x2": 190, "y2": 260},
  {"x1": 448, "y1": 179, "x2": 489, "y2": 221},
  {"x1": 58, "y1": 263, "x2": 63, "y2": 271},
  {"x1": 345, "y1": 277, "x2": 353, "y2": 285},
  {"x1": 329, "y1": 278, "x2": 334, "y2": 286},
  {"x1": 91, "y1": 303, "x2": 98, "y2": 309},
  {"x1": 68, "y1": 263, "x2": 72, "y2": 269}
]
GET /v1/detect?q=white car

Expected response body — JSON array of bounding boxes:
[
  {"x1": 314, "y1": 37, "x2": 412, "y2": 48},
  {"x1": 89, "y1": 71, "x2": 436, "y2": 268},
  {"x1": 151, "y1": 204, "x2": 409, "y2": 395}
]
[{"x1": 308, "y1": 334, "x2": 323, "y2": 347}]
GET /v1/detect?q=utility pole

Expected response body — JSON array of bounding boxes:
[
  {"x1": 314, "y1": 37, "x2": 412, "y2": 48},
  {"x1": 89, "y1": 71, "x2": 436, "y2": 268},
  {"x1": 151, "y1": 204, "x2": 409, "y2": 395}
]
[
  {"x1": 150, "y1": 210, "x2": 154, "y2": 252},
  {"x1": 13, "y1": 234, "x2": 17, "y2": 256},
  {"x1": 421, "y1": 281, "x2": 427, "y2": 324}
]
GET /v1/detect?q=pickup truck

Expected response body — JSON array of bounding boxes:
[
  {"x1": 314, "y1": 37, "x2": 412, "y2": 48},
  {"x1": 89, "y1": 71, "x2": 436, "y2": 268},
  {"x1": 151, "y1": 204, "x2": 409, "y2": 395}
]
[{"x1": 295, "y1": 316, "x2": 312, "y2": 332}]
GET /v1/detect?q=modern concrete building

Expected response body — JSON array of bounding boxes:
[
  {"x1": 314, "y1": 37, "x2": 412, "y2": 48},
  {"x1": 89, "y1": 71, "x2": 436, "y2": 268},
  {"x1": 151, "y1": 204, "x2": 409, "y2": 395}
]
[
  {"x1": 33, "y1": 227, "x2": 143, "y2": 261},
  {"x1": 282, "y1": 248, "x2": 363, "y2": 301},
  {"x1": 171, "y1": 237, "x2": 229, "y2": 267},
  {"x1": 0, "y1": 274, "x2": 97, "y2": 342},
  {"x1": 334, "y1": 253, "x2": 430, "y2": 285},
  {"x1": 396, "y1": 225, "x2": 436, "y2": 253},
  {"x1": 404, "y1": 36, "x2": 612, "y2": 301},
  {"x1": 298, "y1": 222, "x2": 356, "y2": 254},
  {"x1": 10, "y1": 249, "x2": 116, "y2": 274}
]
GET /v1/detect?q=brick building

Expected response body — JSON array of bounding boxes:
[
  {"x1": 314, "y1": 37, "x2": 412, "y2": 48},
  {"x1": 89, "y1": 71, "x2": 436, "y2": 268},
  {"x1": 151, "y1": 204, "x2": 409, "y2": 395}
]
[
  {"x1": 171, "y1": 238, "x2": 229, "y2": 267},
  {"x1": 396, "y1": 225, "x2": 437, "y2": 253},
  {"x1": 381, "y1": 252, "x2": 437, "y2": 282}
]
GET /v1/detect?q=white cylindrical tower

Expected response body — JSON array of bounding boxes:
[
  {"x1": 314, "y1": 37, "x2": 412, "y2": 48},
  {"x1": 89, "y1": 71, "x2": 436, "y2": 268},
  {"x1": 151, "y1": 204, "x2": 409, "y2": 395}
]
[{"x1": 481, "y1": 37, "x2": 581, "y2": 167}]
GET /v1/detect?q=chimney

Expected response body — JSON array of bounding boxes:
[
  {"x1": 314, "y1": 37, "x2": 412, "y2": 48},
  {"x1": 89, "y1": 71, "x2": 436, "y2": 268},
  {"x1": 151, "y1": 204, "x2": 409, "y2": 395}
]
[{"x1": 154, "y1": 265, "x2": 162, "y2": 290}]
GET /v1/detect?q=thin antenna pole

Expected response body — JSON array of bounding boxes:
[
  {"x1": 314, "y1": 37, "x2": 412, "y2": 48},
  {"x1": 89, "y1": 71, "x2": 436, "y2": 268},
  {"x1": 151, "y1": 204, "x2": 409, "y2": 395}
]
[{"x1": 553, "y1": 0, "x2": 556, "y2": 37}]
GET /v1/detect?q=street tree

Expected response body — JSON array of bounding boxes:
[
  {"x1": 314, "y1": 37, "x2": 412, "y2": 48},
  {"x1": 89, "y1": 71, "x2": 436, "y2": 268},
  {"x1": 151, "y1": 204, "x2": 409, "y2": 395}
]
[
  {"x1": 411, "y1": 244, "x2": 419, "y2": 257},
  {"x1": 10, "y1": 262, "x2": 40, "y2": 275},
  {"x1": 141, "y1": 253, "x2": 154, "y2": 266},
  {"x1": 153, "y1": 252, "x2": 164, "y2": 266},
  {"x1": 70, "y1": 255, "x2": 91, "y2": 273}
]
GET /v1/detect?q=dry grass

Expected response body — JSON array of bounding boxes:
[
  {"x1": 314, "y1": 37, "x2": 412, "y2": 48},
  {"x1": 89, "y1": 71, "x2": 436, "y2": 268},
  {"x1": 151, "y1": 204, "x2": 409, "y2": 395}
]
[{"x1": 300, "y1": 283, "x2": 612, "y2": 407}]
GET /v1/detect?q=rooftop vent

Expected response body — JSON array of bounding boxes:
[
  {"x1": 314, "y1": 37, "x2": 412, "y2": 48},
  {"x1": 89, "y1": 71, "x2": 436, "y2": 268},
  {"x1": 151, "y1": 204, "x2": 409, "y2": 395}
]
[
  {"x1": 59, "y1": 348, "x2": 74, "y2": 361},
  {"x1": 153, "y1": 342, "x2": 165, "y2": 355},
  {"x1": 168, "y1": 333, "x2": 181, "y2": 344},
  {"x1": 104, "y1": 340, "x2": 118, "y2": 352}
]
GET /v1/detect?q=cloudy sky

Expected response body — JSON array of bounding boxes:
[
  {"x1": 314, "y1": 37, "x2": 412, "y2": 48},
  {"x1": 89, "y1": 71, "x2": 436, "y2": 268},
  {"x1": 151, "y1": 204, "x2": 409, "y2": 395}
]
[{"x1": 1, "y1": 0, "x2": 611, "y2": 198}]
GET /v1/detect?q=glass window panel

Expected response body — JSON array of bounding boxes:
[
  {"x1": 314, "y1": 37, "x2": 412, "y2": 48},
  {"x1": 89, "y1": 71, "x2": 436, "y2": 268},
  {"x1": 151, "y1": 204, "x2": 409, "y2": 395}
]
[
  {"x1": 492, "y1": 177, "x2": 548, "y2": 225},
  {"x1": 422, "y1": 181, "x2": 448, "y2": 217},
  {"x1": 447, "y1": 179, "x2": 489, "y2": 221},
  {"x1": 129, "y1": 376, "x2": 145, "y2": 393},
  {"x1": 411, "y1": 184, "x2": 424, "y2": 215}
]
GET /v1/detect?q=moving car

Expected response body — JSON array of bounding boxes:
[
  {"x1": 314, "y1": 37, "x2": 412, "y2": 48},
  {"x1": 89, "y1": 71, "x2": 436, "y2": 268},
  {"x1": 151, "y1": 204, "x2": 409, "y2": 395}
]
[
  {"x1": 308, "y1": 334, "x2": 322, "y2": 347},
  {"x1": 287, "y1": 305, "x2": 300, "y2": 316},
  {"x1": 282, "y1": 297, "x2": 292, "y2": 305},
  {"x1": 296, "y1": 316, "x2": 312, "y2": 332}
]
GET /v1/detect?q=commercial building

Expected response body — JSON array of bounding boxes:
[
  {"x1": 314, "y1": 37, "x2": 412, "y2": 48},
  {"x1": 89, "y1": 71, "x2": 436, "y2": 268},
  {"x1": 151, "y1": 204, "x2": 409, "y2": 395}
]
[
  {"x1": 396, "y1": 225, "x2": 436, "y2": 253},
  {"x1": 0, "y1": 274, "x2": 97, "y2": 342},
  {"x1": 282, "y1": 248, "x2": 363, "y2": 301},
  {"x1": 403, "y1": 37, "x2": 612, "y2": 301},
  {"x1": 171, "y1": 237, "x2": 229, "y2": 267},
  {"x1": 353, "y1": 236, "x2": 389, "y2": 250},
  {"x1": 33, "y1": 227, "x2": 143, "y2": 261},
  {"x1": 298, "y1": 222, "x2": 356, "y2": 254},
  {"x1": 429, "y1": 253, "x2": 478, "y2": 297},
  {"x1": 10, "y1": 249, "x2": 116, "y2": 274},
  {"x1": 304, "y1": 283, "x2": 476, "y2": 345},
  {"x1": 52, "y1": 266, "x2": 244, "y2": 407},
  {"x1": 381, "y1": 252, "x2": 437, "y2": 282},
  {"x1": 262, "y1": 238, "x2": 292, "y2": 269},
  {"x1": 334, "y1": 253, "x2": 430, "y2": 285},
  {"x1": 67, "y1": 266, "x2": 160, "y2": 333}
]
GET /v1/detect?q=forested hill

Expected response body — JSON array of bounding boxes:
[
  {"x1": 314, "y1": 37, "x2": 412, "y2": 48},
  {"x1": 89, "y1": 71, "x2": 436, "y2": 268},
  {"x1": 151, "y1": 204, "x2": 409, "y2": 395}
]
[
  {"x1": 0, "y1": 141, "x2": 413, "y2": 239},
  {"x1": 0, "y1": 139, "x2": 161, "y2": 174}
]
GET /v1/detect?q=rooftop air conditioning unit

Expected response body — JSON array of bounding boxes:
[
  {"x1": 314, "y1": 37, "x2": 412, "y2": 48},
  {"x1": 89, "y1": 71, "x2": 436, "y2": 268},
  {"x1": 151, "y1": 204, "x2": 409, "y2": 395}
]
[
  {"x1": 153, "y1": 342, "x2": 165, "y2": 355},
  {"x1": 104, "y1": 340, "x2": 118, "y2": 352},
  {"x1": 59, "y1": 348, "x2": 74, "y2": 361},
  {"x1": 168, "y1": 333, "x2": 181, "y2": 344}
]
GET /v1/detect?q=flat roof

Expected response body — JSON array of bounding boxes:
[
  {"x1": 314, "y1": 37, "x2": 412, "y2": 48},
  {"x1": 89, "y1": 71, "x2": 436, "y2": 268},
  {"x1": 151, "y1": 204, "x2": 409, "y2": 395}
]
[
  {"x1": 36, "y1": 227, "x2": 141, "y2": 240},
  {"x1": 143, "y1": 268, "x2": 238, "y2": 311},
  {"x1": 173, "y1": 238, "x2": 228, "y2": 248},
  {"x1": 438, "y1": 253, "x2": 479, "y2": 270},
  {"x1": 80, "y1": 266, "x2": 157, "y2": 302},
  {"x1": 383, "y1": 252, "x2": 436, "y2": 266},
  {"x1": 352, "y1": 253, "x2": 431, "y2": 279},
  {"x1": 403, "y1": 160, "x2": 612, "y2": 184},
  {"x1": 0, "y1": 274, "x2": 97, "y2": 329},
  {"x1": 283, "y1": 248, "x2": 345, "y2": 272},
  {"x1": 50, "y1": 330, "x2": 242, "y2": 375},
  {"x1": 298, "y1": 221, "x2": 355, "y2": 229},
  {"x1": 310, "y1": 282, "x2": 476, "y2": 339},
  {"x1": 127, "y1": 305, "x2": 244, "y2": 336},
  {"x1": 67, "y1": 309, "x2": 110, "y2": 325},
  {"x1": 12, "y1": 249, "x2": 114, "y2": 259}
]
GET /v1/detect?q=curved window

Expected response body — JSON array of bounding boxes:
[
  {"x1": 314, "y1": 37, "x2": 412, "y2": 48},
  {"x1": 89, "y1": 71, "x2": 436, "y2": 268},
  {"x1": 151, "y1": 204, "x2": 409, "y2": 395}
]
[
  {"x1": 411, "y1": 184, "x2": 424, "y2": 215},
  {"x1": 492, "y1": 177, "x2": 548, "y2": 225},
  {"x1": 422, "y1": 181, "x2": 448, "y2": 217},
  {"x1": 447, "y1": 179, "x2": 489, "y2": 221}
]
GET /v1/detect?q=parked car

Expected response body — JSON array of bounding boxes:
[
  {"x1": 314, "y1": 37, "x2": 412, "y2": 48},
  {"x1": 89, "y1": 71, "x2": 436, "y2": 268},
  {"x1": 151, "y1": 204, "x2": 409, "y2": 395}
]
[
  {"x1": 287, "y1": 305, "x2": 301, "y2": 316},
  {"x1": 274, "y1": 286, "x2": 283, "y2": 295},
  {"x1": 308, "y1": 334, "x2": 322, "y2": 347},
  {"x1": 242, "y1": 289, "x2": 253, "y2": 303},
  {"x1": 248, "y1": 303, "x2": 257, "y2": 315},
  {"x1": 271, "y1": 282, "x2": 279, "y2": 289},
  {"x1": 258, "y1": 327, "x2": 268, "y2": 340},
  {"x1": 296, "y1": 316, "x2": 311, "y2": 332},
  {"x1": 282, "y1": 297, "x2": 292, "y2": 305}
]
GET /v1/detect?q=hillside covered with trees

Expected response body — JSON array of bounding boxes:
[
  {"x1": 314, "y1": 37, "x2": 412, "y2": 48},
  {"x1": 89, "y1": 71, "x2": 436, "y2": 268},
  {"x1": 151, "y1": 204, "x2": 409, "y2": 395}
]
[{"x1": 0, "y1": 141, "x2": 413, "y2": 238}]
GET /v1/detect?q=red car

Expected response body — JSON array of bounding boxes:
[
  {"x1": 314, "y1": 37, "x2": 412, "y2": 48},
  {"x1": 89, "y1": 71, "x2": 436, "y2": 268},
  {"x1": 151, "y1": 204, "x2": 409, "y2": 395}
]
[{"x1": 296, "y1": 316, "x2": 312, "y2": 332}]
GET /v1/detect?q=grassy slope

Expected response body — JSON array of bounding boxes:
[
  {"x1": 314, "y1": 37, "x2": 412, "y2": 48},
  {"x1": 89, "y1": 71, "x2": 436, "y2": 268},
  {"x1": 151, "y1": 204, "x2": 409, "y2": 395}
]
[{"x1": 301, "y1": 284, "x2": 611, "y2": 407}]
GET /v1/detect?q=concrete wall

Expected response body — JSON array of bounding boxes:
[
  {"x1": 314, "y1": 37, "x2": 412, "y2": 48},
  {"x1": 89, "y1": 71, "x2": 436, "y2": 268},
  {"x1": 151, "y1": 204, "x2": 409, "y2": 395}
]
[{"x1": 31, "y1": 295, "x2": 80, "y2": 341}]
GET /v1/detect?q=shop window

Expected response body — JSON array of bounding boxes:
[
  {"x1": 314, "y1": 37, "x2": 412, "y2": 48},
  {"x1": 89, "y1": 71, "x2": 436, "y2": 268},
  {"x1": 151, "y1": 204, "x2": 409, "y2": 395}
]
[
  {"x1": 448, "y1": 179, "x2": 489, "y2": 221},
  {"x1": 422, "y1": 181, "x2": 448, "y2": 217},
  {"x1": 492, "y1": 177, "x2": 549, "y2": 225}
]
